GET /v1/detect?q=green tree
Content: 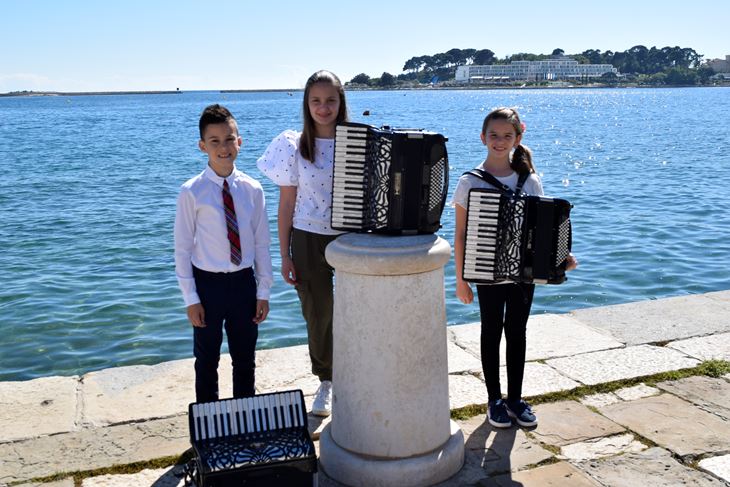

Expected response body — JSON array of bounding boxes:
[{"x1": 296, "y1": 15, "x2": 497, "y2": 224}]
[
  {"x1": 379, "y1": 72, "x2": 395, "y2": 86},
  {"x1": 350, "y1": 73, "x2": 371, "y2": 85},
  {"x1": 696, "y1": 65, "x2": 715, "y2": 84},
  {"x1": 581, "y1": 49, "x2": 603, "y2": 64},
  {"x1": 473, "y1": 49, "x2": 495, "y2": 65},
  {"x1": 665, "y1": 67, "x2": 697, "y2": 85}
]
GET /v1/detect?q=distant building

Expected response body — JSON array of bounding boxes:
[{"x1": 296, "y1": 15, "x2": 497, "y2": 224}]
[
  {"x1": 455, "y1": 57, "x2": 618, "y2": 83},
  {"x1": 707, "y1": 55, "x2": 730, "y2": 73}
]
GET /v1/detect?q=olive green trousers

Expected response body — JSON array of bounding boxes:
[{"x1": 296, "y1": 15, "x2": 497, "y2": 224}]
[{"x1": 291, "y1": 228, "x2": 339, "y2": 381}]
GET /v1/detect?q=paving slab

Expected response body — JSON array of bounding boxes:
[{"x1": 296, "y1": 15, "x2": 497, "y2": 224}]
[
  {"x1": 457, "y1": 415, "x2": 554, "y2": 480},
  {"x1": 545, "y1": 344, "x2": 699, "y2": 385},
  {"x1": 448, "y1": 314, "x2": 623, "y2": 363},
  {"x1": 599, "y1": 394, "x2": 730, "y2": 457},
  {"x1": 13, "y1": 480, "x2": 74, "y2": 487},
  {"x1": 528, "y1": 400, "x2": 624, "y2": 447},
  {"x1": 706, "y1": 290, "x2": 730, "y2": 303},
  {"x1": 575, "y1": 447, "x2": 726, "y2": 486},
  {"x1": 580, "y1": 392, "x2": 621, "y2": 408},
  {"x1": 668, "y1": 332, "x2": 730, "y2": 361},
  {"x1": 481, "y1": 461, "x2": 602, "y2": 486},
  {"x1": 0, "y1": 376, "x2": 78, "y2": 442},
  {"x1": 81, "y1": 358, "x2": 201, "y2": 426},
  {"x1": 0, "y1": 416, "x2": 188, "y2": 484},
  {"x1": 559, "y1": 433, "x2": 647, "y2": 461},
  {"x1": 446, "y1": 340, "x2": 482, "y2": 374},
  {"x1": 473, "y1": 362, "x2": 582, "y2": 399},
  {"x1": 699, "y1": 454, "x2": 730, "y2": 484},
  {"x1": 81, "y1": 466, "x2": 185, "y2": 486},
  {"x1": 448, "y1": 373, "x2": 488, "y2": 410},
  {"x1": 519, "y1": 362, "x2": 581, "y2": 397},
  {"x1": 570, "y1": 293, "x2": 730, "y2": 345},
  {"x1": 255, "y1": 345, "x2": 321, "y2": 396},
  {"x1": 613, "y1": 383, "x2": 660, "y2": 401},
  {"x1": 448, "y1": 323, "x2": 481, "y2": 357},
  {"x1": 523, "y1": 314, "x2": 624, "y2": 360},
  {"x1": 657, "y1": 376, "x2": 730, "y2": 421}
]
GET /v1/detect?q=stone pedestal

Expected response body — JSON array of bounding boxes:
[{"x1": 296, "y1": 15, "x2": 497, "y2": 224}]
[{"x1": 319, "y1": 233, "x2": 464, "y2": 487}]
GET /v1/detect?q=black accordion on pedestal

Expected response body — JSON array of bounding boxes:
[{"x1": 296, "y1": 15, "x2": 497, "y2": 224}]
[
  {"x1": 331, "y1": 122, "x2": 449, "y2": 235},
  {"x1": 463, "y1": 188, "x2": 572, "y2": 285},
  {"x1": 186, "y1": 390, "x2": 317, "y2": 487}
]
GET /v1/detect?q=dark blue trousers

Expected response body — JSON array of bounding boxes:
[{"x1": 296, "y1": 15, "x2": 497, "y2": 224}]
[{"x1": 193, "y1": 266, "x2": 258, "y2": 403}]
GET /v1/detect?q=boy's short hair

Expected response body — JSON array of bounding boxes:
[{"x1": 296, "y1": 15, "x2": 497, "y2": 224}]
[{"x1": 199, "y1": 104, "x2": 237, "y2": 139}]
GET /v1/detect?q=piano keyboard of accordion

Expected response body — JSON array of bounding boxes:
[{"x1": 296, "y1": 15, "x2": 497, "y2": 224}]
[
  {"x1": 187, "y1": 389, "x2": 317, "y2": 487},
  {"x1": 332, "y1": 121, "x2": 448, "y2": 235},
  {"x1": 463, "y1": 188, "x2": 572, "y2": 285}
]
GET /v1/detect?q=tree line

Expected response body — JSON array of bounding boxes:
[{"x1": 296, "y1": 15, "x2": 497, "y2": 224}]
[{"x1": 347, "y1": 46, "x2": 720, "y2": 87}]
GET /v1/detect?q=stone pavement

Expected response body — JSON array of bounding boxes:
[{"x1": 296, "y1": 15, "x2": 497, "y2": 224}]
[{"x1": 1, "y1": 291, "x2": 729, "y2": 486}]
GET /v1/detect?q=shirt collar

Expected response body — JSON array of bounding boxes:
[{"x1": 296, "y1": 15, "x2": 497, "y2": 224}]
[{"x1": 203, "y1": 165, "x2": 238, "y2": 187}]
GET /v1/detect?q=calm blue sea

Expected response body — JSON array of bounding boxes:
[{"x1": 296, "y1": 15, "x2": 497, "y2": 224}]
[{"x1": 1, "y1": 87, "x2": 729, "y2": 381}]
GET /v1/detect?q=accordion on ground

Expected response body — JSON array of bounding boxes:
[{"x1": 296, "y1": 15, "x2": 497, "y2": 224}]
[
  {"x1": 331, "y1": 121, "x2": 449, "y2": 235},
  {"x1": 463, "y1": 188, "x2": 572, "y2": 285},
  {"x1": 186, "y1": 390, "x2": 317, "y2": 487}
]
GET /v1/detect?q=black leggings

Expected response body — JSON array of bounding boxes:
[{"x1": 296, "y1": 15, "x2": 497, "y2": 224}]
[{"x1": 476, "y1": 283, "x2": 535, "y2": 402}]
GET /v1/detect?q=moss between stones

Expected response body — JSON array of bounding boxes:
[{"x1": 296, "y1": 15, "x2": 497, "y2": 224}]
[{"x1": 451, "y1": 359, "x2": 729, "y2": 420}]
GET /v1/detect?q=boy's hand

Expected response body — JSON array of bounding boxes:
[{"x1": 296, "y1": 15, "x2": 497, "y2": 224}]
[
  {"x1": 187, "y1": 303, "x2": 206, "y2": 327},
  {"x1": 253, "y1": 300, "x2": 269, "y2": 324},
  {"x1": 456, "y1": 280, "x2": 474, "y2": 305},
  {"x1": 281, "y1": 255, "x2": 297, "y2": 285},
  {"x1": 566, "y1": 253, "x2": 579, "y2": 271}
]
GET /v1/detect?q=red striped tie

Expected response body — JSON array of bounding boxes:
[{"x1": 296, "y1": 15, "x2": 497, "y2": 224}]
[{"x1": 222, "y1": 180, "x2": 242, "y2": 265}]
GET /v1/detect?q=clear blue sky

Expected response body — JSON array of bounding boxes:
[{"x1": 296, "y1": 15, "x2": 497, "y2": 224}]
[{"x1": 1, "y1": 0, "x2": 728, "y2": 93}]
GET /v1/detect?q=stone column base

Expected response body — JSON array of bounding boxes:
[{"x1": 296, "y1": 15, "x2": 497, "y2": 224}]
[{"x1": 319, "y1": 420, "x2": 464, "y2": 487}]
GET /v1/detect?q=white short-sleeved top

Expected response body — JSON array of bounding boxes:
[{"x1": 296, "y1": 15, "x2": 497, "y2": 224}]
[
  {"x1": 452, "y1": 162, "x2": 544, "y2": 209},
  {"x1": 257, "y1": 130, "x2": 343, "y2": 235}
]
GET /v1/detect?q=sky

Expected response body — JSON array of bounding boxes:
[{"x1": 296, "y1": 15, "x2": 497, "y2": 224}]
[{"x1": 1, "y1": 0, "x2": 728, "y2": 93}]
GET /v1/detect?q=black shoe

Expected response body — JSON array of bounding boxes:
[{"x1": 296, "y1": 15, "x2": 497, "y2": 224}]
[
  {"x1": 505, "y1": 399, "x2": 537, "y2": 427},
  {"x1": 488, "y1": 399, "x2": 512, "y2": 428}
]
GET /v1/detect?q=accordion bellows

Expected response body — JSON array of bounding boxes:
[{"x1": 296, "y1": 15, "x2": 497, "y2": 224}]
[
  {"x1": 463, "y1": 188, "x2": 572, "y2": 285},
  {"x1": 331, "y1": 122, "x2": 449, "y2": 235}
]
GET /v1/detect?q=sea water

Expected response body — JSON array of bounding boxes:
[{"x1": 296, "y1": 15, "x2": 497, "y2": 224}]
[{"x1": 1, "y1": 87, "x2": 729, "y2": 381}]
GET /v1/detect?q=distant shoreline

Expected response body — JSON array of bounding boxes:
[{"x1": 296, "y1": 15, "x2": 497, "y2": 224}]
[
  {"x1": 2, "y1": 84, "x2": 727, "y2": 98},
  {"x1": 0, "y1": 90, "x2": 184, "y2": 97}
]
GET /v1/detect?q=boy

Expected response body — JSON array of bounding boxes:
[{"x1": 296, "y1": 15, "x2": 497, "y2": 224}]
[{"x1": 174, "y1": 104, "x2": 273, "y2": 402}]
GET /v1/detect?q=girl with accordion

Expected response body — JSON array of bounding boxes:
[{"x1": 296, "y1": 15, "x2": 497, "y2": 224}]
[{"x1": 452, "y1": 107, "x2": 578, "y2": 429}]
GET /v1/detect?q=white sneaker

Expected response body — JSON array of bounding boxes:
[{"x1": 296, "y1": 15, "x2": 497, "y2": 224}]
[{"x1": 312, "y1": 380, "x2": 332, "y2": 417}]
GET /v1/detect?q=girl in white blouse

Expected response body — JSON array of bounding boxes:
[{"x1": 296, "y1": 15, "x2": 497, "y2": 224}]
[{"x1": 257, "y1": 70, "x2": 350, "y2": 417}]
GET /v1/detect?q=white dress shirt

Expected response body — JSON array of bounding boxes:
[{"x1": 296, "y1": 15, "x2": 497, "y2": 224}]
[
  {"x1": 257, "y1": 130, "x2": 344, "y2": 236},
  {"x1": 174, "y1": 165, "x2": 273, "y2": 306}
]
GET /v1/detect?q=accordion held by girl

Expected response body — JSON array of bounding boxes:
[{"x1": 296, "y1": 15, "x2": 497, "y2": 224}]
[{"x1": 463, "y1": 188, "x2": 572, "y2": 285}]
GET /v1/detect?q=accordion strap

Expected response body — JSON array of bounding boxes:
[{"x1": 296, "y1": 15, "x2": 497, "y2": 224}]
[{"x1": 464, "y1": 168, "x2": 530, "y2": 196}]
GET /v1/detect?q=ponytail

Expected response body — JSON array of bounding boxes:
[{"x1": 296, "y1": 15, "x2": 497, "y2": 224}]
[{"x1": 512, "y1": 144, "x2": 536, "y2": 175}]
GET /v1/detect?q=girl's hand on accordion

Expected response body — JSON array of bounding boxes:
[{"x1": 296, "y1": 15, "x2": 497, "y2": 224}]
[
  {"x1": 566, "y1": 253, "x2": 579, "y2": 271},
  {"x1": 456, "y1": 280, "x2": 474, "y2": 304},
  {"x1": 281, "y1": 255, "x2": 297, "y2": 285}
]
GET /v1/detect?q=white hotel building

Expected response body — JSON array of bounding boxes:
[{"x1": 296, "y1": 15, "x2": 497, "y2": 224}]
[{"x1": 455, "y1": 57, "x2": 618, "y2": 83}]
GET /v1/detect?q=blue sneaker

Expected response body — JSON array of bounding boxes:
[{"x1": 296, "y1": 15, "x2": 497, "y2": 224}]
[
  {"x1": 487, "y1": 399, "x2": 512, "y2": 428},
  {"x1": 505, "y1": 399, "x2": 537, "y2": 427}
]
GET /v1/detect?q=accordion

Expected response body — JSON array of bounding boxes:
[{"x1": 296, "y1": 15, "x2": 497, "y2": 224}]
[
  {"x1": 463, "y1": 188, "x2": 572, "y2": 285},
  {"x1": 186, "y1": 390, "x2": 317, "y2": 486},
  {"x1": 331, "y1": 122, "x2": 448, "y2": 235}
]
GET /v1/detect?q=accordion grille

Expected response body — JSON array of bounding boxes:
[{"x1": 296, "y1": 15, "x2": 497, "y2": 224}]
[
  {"x1": 556, "y1": 218, "x2": 571, "y2": 267},
  {"x1": 495, "y1": 197, "x2": 526, "y2": 280},
  {"x1": 428, "y1": 156, "x2": 447, "y2": 211},
  {"x1": 369, "y1": 135, "x2": 391, "y2": 229}
]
